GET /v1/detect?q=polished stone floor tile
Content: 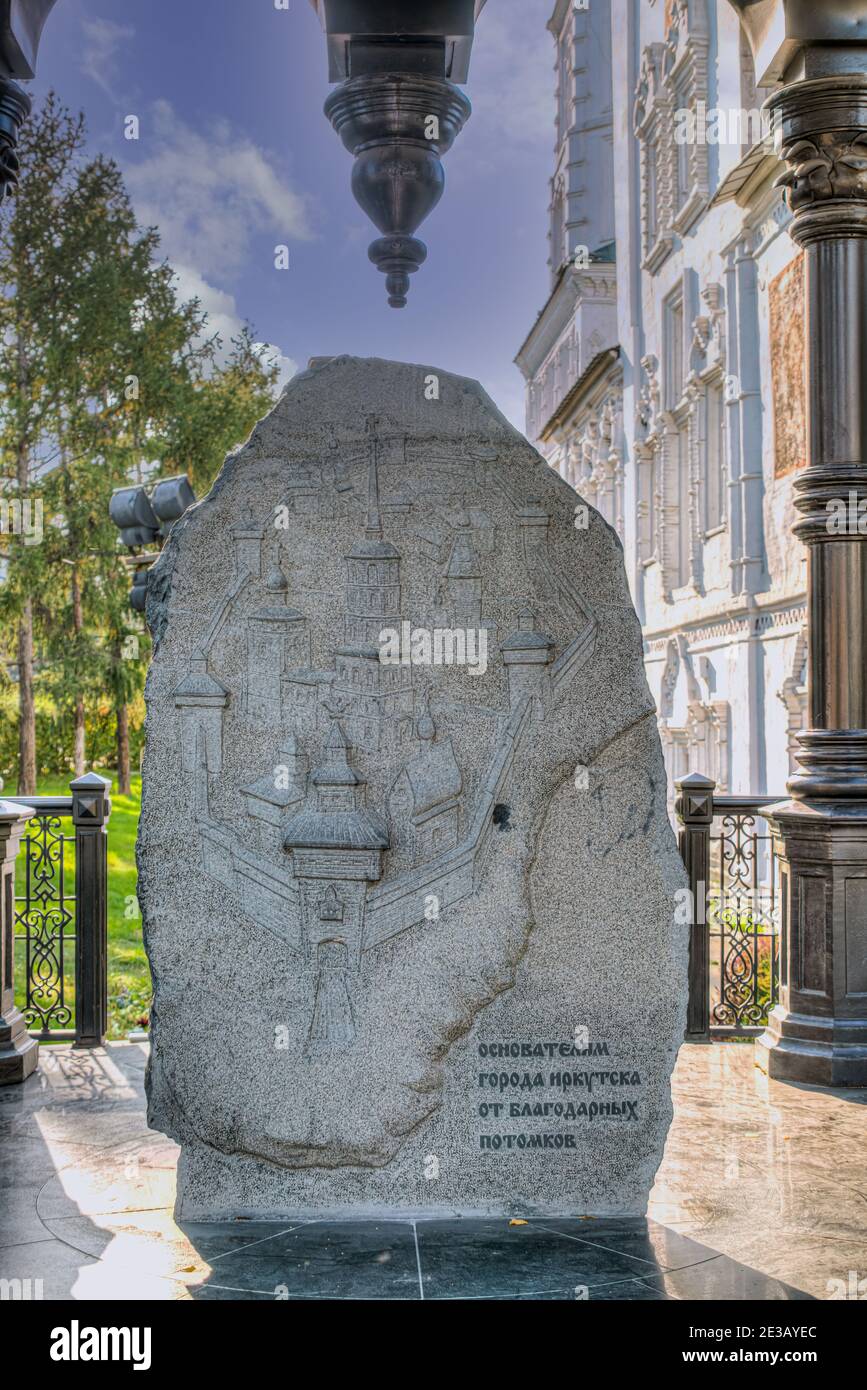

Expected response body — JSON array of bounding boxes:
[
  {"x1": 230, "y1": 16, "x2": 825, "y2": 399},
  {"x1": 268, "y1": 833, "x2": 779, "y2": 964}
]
[
  {"x1": 1, "y1": 1042, "x2": 864, "y2": 1300},
  {"x1": 193, "y1": 1283, "x2": 275, "y2": 1301},
  {"x1": 639, "y1": 1258, "x2": 813, "y2": 1301},
  {"x1": 183, "y1": 1221, "x2": 422, "y2": 1300},
  {"x1": 528, "y1": 1216, "x2": 721, "y2": 1272},
  {"x1": 35, "y1": 1133, "x2": 178, "y2": 1220},
  {"x1": 415, "y1": 1219, "x2": 670, "y2": 1299},
  {"x1": 0, "y1": 1236, "x2": 101, "y2": 1300}
]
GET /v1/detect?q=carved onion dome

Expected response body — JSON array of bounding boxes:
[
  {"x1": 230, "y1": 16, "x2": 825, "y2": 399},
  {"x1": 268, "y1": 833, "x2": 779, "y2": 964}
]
[
  {"x1": 172, "y1": 651, "x2": 229, "y2": 704},
  {"x1": 405, "y1": 698, "x2": 462, "y2": 820},
  {"x1": 252, "y1": 552, "x2": 305, "y2": 624},
  {"x1": 416, "y1": 695, "x2": 436, "y2": 743},
  {"x1": 283, "y1": 722, "x2": 390, "y2": 853},
  {"x1": 265, "y1": 556, "x2": 288, "y2": 593}
]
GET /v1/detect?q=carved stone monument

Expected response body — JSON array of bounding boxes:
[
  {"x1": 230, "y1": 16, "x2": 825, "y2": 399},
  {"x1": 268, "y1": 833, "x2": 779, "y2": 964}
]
[{"x1": 139, "y1": 356, "x2": 688, "y2": 1218}]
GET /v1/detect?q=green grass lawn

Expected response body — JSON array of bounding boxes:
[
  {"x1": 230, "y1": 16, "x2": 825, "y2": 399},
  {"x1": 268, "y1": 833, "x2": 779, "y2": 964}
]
[{"x1": 14, "y1": 772, "x2": 150, "y2": 1041}]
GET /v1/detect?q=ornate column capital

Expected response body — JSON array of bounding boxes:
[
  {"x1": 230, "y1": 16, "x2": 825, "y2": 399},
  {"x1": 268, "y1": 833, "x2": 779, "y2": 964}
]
[{"x1": 769, "y1": 75, "x2": 867, "y2": 244}]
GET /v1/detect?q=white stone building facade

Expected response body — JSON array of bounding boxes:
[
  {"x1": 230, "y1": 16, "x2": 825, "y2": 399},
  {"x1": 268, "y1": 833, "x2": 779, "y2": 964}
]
[{"x1": 516, "y1": 0, "x2": 808, "y2": 801}]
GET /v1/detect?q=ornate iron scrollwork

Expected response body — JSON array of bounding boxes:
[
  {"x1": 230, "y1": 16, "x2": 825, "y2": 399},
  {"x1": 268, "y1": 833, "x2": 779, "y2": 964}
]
[
  {"x1": 710, "y1": 811, "x2": 780, "y2": 1032},
  {"x1": 14, "y1": 812, "x2": 75, "y2": 1033}
]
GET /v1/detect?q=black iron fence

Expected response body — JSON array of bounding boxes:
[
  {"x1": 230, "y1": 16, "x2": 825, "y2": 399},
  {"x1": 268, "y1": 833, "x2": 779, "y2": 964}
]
[
  {"x1": 676, "y1": 773, "x2": 783, "y2": 1042},
  {"x1": 3, "y1": 762, "x2": 778, "y2": 1062},
  {"x1": 6, "y1": 773, "x2": 111, "y2": 1048}
]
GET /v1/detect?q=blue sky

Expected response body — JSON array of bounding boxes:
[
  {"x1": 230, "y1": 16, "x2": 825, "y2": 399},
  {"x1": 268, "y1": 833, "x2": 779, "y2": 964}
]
[{"x1": 31, "y1": 0, "x2": 555, "y2": 428}]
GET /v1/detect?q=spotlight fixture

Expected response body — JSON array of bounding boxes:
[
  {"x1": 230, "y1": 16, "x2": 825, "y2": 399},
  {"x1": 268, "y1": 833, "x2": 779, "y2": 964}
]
[{"x1": 109, "y1": 476, "x2": 197, "y2": 612}]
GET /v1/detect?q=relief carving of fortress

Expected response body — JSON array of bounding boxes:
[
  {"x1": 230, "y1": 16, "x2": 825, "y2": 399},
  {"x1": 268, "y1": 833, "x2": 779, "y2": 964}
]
[{"x1": 170, "y1": 416, "x2": 598, "y2": 1056}]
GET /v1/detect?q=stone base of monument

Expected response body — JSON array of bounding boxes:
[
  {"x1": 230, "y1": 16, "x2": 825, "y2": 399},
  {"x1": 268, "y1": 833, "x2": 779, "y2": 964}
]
[{"x1": 140, "y1": 356, "x2": 688, "y2": 1220}]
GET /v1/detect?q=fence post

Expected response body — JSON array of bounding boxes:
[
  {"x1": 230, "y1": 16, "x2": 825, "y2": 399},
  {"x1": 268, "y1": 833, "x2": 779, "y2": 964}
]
[
  {"x1": 71, "y1": 773, "x2": 111, "y2": 1048},
  {"x1": 0, "y1": 799, "x2": 37, "y2": 1083},
  {"x1": 675, "y1": 772, "x2": 715, "y2": 1043}
]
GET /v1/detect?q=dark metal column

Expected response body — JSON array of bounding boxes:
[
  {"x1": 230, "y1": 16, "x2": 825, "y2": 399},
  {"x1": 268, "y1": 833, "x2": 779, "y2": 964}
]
[
  {"x1": 0, "y1": 800, "x2": 37, "y2": 1083},
  {"x1": 71, "y1": 773, "x2": 111, "y2": 1049},
  {"x1": 0, "y1": 1, "x2": 62, "y2": 202},
  {"x1": 675, "y1": 773, "x2": 714, "y2": 1043},
  {"x1": 730, "y1": 2, "x2": 867, "y2": 1084}
]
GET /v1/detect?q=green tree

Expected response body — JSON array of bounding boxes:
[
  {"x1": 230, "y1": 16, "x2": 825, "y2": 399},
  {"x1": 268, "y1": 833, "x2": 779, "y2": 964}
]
[
  {"x1": 164, "y1": 323, "x2": 281, "y2": 496},
  {"x1": 0, "y1": 95, "x2": 280, "y2": 790},
  {"x1": 0, "y1": 98, "x2": 86, "y2": 792}
]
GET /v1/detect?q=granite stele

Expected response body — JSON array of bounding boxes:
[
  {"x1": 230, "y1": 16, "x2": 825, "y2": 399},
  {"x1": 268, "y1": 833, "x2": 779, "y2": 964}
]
[{"x1": 139, "y1": 356, "x2": 688, "y2": 1220}]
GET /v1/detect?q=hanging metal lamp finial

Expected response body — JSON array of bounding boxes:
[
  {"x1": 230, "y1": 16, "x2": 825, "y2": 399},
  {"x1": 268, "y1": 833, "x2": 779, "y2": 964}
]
[{"x1": 311, "y1": 1, "x2": 486, "y2": 307}]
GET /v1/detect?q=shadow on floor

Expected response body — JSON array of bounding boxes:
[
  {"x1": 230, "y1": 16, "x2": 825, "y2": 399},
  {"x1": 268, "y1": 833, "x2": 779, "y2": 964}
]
[
  {"x1": 5, "y1": 1041, "x2": 865, "y2": 1300},
  {"x1": 177, "y1": 1215, "x2": 815, "y2": 1301}
]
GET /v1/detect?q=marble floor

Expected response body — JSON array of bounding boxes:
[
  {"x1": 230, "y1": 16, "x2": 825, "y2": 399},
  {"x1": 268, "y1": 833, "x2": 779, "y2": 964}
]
[{"x1": 0, "y1": 1042, "x2": 864, "y2": 1300}]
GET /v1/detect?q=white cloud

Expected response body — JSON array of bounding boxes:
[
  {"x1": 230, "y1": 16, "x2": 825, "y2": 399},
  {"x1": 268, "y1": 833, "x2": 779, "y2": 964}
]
[
  {"x1": 254, "y1": 343, "x2": 298, "y2": 394},
  {"x1": 126, "y1": 101, "x2": 315, "y2": 282},
  {"x1": 80, "y1": 16, "x2": 135, "y2": 102},
  {"x1": 170, "y1": 264, "x2": 297, "y2": 390},
  {"x1": 469, "y1": 0, "x2": 554, "y2": 146},
  {"x1": 124, "y1": 107, "x2": 307, "y2": 397}
]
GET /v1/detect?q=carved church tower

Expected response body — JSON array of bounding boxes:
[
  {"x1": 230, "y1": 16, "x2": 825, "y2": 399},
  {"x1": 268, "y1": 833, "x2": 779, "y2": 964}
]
[
  {"x1": 336, "y1": 418, "x2": 413, "y2": 752},
  {"x1": 283, "y1": 720, "x2": 389, "y2": 990}
]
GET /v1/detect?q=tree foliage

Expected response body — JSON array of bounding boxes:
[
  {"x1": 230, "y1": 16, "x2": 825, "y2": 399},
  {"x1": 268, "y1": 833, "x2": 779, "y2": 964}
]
[{"x1": 0, "y1": 95, "x2": 280, "y2": 787}]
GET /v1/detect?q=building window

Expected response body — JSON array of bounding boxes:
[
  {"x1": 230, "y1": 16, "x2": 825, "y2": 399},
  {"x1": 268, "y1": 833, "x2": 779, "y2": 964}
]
[
  {"x1": 558, "y1": 35, "x2": 572, "y2": 143},
  {"x1": 646, "y1": 143, "x2": 659, "y2": 252},
  {"x1": 633, "y1": 45, "x2": 672, "y2": 272},
  {"x1": 675, "y1": 427, "x2": 691, "y2": 586},
  {"x1": 674, "y1": 77, "x2": 691, "y2": 211},
  {"x1": 665, "y1": 293, "x2": 685, "y2": 411},
  {"x1": 703, "y1": 380, "x2": 726, "y2": 532},
  {"x1": 665, "y1": 289, "x2": 691, "y2": 588}
]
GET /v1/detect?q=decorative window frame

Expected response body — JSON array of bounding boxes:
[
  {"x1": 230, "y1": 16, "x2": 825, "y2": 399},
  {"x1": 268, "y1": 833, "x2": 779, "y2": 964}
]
[
  {"x1": 662, "y1": 284, "x2": 694, "y2": 595},
  {"x1": 777, "y1": 627, "x2": 808, "y2": 777},
  {"x1": 657, "y1": 635, "x2": 731, "y2": 798},
  {"x1": 634, "y1": 44, "x2": 674, "y2": 273},
  {"x1": 636, "y1": 354, "x2": 661, "y2": 565},
  {"x1": 688, "y1": 281, "x2": 729, "y2": 553},
  {"x1": 637, "y1": 273, "x2": 726, "y2": 599},
  {"x1": 549, "y1": 171, "x2": 567, "y2": 278},
  {"x1": 667, "y1": 0, "x2": 711, "y2": 236},
  {"x1": 571, "y1": 387, "x2": 625, "y2": 536},
  {"x1": 633, "y1": 1, "x2": 711, "y2": 272}
]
